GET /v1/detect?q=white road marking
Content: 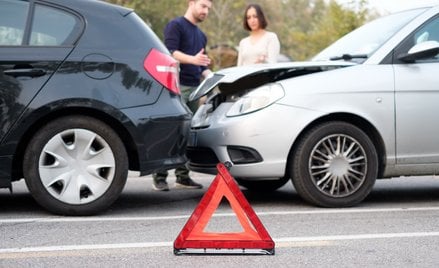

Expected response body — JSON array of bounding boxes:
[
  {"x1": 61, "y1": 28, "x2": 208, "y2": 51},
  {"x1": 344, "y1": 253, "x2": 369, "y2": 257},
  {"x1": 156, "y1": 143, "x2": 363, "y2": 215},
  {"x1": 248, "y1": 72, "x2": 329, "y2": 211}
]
[
  {"x1": 0, "y1": 242, "x2": 172, "y2": 254},
  {"x1": 276, "y1": 231, "x2": 439, "y2": 242},
  {"x1": 2, "y1": 206, "x2": 439, "y2": 255},
  {"x1": 1, "y1": 206, "x2": 439, "y2": 224},
  {"x1": 1, "y1": 232, "x2": 439, "y2": 254}
]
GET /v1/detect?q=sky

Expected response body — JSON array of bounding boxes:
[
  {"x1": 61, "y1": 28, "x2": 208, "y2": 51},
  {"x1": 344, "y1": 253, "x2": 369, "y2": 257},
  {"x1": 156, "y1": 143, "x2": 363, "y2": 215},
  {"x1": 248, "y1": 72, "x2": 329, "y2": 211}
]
[{"x1": 337, "y1": 0, "x2": 439, "y2": 14}]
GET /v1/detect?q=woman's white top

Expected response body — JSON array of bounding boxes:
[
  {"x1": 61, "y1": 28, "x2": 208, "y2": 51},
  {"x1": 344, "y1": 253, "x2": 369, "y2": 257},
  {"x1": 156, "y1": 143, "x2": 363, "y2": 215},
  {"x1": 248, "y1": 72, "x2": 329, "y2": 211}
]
[{"x1": 237, "y1": 31, "x2": 280, "y2": 66}]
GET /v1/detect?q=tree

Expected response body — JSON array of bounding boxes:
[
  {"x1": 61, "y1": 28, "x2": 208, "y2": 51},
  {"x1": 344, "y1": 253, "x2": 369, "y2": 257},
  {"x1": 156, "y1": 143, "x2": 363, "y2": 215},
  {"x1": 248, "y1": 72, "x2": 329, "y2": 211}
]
[
  {"x1": 260, "y1": 0, "x2": 371, "y2": 60},
  {"x1": 106, "y1": 0, "x2": 375, "y2": 62},
  {"x1": 109, "y1": 0, "x2": 186, "y2": 39}
]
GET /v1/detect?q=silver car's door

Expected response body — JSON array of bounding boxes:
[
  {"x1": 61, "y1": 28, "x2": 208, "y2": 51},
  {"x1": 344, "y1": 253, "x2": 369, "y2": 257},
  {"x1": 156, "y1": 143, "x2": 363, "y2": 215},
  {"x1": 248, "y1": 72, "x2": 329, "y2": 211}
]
[{"x1": 394, "y1": 16, "x2": 439, "y2": 164}]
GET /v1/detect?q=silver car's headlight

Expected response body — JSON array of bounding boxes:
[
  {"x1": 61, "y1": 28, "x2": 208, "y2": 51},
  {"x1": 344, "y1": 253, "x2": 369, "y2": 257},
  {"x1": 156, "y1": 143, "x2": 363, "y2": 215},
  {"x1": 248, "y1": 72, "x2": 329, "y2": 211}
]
[{"x1": 226, "y1": 83, "x2": 285, "y2": 117}]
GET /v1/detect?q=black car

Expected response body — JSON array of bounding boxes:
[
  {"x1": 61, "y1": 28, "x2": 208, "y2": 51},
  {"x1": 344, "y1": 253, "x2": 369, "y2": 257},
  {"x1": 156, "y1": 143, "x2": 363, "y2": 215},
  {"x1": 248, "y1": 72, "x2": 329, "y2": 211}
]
[{"x1": 0, "y1": 0, "x2": 191, "y2": 215}]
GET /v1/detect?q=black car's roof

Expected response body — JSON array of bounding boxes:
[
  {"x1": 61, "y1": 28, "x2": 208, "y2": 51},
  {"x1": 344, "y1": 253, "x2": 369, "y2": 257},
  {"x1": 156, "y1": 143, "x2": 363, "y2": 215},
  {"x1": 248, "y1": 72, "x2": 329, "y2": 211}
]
[{"x1": 39, "y1": 0, "x2": 133, "y2": 16}]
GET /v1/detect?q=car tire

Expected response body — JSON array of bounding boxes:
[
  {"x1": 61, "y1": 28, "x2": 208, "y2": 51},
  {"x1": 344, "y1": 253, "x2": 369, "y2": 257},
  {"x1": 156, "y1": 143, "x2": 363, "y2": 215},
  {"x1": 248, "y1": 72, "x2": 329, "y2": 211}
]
[
  {"x1": 23, "y1": 115, "x2": 128, "y2": 216},
  {"x1": 291, "y1": 121, "x2": 378, "y2": 207},
  {"x1": 236, "y1": 177, "x2": 289, "y2": 192}
]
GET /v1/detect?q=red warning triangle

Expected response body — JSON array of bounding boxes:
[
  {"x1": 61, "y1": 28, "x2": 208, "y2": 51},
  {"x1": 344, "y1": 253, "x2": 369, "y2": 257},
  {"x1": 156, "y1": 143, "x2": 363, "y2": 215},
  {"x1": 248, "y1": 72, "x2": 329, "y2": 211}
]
[{"x1": 174, "y1": 163, "x2": 275, "y2": 255}]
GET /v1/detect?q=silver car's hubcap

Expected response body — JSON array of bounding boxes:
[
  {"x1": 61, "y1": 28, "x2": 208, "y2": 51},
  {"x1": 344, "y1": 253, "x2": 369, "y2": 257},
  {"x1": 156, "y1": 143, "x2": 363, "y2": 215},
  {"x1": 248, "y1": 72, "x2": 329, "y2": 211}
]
[
  {"x1": 309, "y1": 134, "x2": 367, "y2": 197},
  {"x1": 38, "y1": 129, "x2": 116, "y2": 204}
]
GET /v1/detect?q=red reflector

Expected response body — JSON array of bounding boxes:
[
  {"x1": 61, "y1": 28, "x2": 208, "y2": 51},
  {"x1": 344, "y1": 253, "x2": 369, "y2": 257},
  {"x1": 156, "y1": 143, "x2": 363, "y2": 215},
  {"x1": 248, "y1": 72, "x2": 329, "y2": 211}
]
[
  {"x1": 144, "y1": 48, "x2": 180, "y2": 95},
  {"x1": 173, "y1": 163, "x2": 275, "y2": 255}
]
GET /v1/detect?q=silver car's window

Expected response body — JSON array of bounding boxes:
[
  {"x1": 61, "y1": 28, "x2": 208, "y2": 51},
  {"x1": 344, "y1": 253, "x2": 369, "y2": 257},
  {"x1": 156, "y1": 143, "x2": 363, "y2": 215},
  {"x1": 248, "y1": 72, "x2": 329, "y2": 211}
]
[
  {"x1": 313, "y1": 8, "x2": 427, "y2": 62},
  {"x1": 415, "y1": 16, "x2": 439, "y2": 44},
  {"x1": 0, "y1": 0, "x2": 29, "y2": 46},
  {"x1": 30, "y1": 4, "x2": 80, "y2": 46},
  {"x1": 414, "y1": 16, "x2": 439, "y2": 61}
]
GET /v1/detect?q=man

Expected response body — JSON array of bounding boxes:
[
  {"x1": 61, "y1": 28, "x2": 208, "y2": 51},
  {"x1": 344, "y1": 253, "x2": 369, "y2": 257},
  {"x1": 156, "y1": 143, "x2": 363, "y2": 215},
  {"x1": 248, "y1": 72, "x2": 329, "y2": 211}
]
[{"x1": 153, "y1": 0, "x2": 213, "y2": 191}]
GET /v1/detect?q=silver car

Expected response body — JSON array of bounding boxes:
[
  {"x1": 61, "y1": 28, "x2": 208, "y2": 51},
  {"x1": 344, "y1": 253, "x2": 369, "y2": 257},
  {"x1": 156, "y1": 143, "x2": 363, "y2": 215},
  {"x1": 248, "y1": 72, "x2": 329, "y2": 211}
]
[{"x1": 186, "y1": 5, "x2": 439, "y2": 207}]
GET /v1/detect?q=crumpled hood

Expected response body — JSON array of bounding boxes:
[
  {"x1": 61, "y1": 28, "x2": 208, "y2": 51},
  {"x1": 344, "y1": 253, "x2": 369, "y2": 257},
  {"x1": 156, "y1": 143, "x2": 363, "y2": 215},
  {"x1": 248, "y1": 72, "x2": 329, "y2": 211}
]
[{"x1": 189, "y1": 61, "x2": 356, "y2": 101}]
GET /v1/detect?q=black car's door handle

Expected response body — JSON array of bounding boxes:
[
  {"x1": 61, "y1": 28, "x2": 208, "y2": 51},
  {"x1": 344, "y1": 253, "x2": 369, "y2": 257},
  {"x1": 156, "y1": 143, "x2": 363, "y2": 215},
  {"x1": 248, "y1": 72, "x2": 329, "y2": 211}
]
[{"x1": 4, "y1": 68, "x2": 47, "y2": 78}]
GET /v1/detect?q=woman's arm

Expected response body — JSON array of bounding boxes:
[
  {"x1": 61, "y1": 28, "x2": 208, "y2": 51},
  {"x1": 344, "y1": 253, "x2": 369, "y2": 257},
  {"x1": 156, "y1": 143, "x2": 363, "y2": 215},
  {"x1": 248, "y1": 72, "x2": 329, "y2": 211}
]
[{"x1": 266, "y1": 32, "x2": 280, "y2": 64}]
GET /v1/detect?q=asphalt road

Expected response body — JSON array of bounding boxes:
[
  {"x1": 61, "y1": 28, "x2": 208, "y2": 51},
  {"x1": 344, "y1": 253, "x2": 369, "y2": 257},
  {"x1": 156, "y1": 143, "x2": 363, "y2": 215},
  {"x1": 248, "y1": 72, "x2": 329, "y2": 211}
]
[{"x1": 2, "y1": 172, "x2": 439, "y2": 267}]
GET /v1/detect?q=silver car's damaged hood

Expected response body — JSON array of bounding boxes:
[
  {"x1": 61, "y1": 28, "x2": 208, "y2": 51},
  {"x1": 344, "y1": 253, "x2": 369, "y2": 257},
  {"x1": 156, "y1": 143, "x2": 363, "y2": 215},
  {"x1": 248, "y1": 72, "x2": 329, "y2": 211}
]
[{"x1": 189, "y1": 61, "x2": 356, "y2": 101}]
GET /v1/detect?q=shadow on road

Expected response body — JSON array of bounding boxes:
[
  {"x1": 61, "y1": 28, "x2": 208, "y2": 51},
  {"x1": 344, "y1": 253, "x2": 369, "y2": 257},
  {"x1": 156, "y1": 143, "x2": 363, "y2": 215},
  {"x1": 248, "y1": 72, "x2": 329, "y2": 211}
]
[{"x1": 1, "y1": 176, "x2": 439, "y2": 215}]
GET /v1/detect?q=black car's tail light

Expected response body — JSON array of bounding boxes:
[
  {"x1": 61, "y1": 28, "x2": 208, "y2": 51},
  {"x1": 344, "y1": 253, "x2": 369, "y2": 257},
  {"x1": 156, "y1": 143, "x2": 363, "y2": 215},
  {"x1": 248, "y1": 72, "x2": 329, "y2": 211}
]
[{"x1": 144, "y1": 48, "x2": 180, "y2": 95}]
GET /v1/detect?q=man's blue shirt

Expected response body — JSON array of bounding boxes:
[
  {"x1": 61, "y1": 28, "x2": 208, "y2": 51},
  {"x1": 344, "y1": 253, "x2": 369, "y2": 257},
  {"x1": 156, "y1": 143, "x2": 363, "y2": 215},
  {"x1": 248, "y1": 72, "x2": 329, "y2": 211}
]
[{"x1": 164, "y1": 16, "x2": 208, "y2": 87}]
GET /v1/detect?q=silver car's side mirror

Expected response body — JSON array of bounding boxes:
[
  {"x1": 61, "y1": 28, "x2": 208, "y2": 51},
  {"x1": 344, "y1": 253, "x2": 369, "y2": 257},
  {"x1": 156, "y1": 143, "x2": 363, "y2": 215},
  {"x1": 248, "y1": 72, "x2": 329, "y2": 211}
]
[{"x1": 398, "y1": 40, "x2": 439, "y2": 63}]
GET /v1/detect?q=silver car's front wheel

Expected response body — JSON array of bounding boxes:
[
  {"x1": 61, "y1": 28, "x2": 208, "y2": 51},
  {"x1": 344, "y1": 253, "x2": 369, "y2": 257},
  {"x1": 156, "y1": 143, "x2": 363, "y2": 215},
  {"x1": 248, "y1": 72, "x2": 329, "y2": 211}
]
[
  {"x1": 24, "y1": 116, "x2": 128, "y2": 215},
  {"x1": 291, "y1": 121, "x2": 378, "y2": 207},
  {"x1": 310, "y1": 134, "x2": 367, "y2": 198}
]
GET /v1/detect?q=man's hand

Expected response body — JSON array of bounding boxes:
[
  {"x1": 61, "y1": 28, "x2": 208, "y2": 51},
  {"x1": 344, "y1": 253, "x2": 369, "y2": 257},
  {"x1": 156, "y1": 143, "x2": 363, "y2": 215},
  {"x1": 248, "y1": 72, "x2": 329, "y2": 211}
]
[
  {"x1": 172, "y1": 49, "x2": 211, "y2": 67},
  {"x1": 192, "y1": 48, "x2": 211, "y2": 66}
]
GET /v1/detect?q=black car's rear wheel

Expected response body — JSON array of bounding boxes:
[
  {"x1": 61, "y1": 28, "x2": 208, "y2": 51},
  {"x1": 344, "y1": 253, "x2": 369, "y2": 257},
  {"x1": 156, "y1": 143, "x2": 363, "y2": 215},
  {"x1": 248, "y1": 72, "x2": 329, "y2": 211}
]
[
  {"x1": 23, "y1": 116, "x2": 128, "y2": 215},
  {"x1": 291, "y1": 121, "x2": 378, "y2": 207}
]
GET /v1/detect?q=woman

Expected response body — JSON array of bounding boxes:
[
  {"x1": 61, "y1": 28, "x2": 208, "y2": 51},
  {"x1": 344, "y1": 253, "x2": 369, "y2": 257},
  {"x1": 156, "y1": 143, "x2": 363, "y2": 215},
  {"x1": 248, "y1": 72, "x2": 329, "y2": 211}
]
[{"x1": 237, "y1": 4, "x2": 280, "y2": 66}]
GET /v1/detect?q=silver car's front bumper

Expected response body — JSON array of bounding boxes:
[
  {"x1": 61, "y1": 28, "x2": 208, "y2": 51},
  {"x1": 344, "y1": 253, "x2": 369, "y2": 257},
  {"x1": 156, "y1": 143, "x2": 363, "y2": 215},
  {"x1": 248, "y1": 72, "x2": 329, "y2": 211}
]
[{"x1": 186, "y1": 102, "x2": 323, "y2": 179}]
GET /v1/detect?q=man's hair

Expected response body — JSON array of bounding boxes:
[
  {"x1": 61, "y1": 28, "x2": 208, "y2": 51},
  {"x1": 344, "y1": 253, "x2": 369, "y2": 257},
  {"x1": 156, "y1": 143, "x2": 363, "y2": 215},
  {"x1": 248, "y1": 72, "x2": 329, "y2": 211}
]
[{"x1": 243, "y1": 4, "x2": 268, "y2": 31}]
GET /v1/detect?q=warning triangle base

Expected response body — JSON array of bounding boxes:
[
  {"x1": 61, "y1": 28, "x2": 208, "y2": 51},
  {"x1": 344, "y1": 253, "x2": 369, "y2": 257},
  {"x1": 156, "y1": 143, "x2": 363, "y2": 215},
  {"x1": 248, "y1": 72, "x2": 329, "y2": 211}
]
[{"x1": 174, "y1": 247, "x2": 274, "y2": 255}]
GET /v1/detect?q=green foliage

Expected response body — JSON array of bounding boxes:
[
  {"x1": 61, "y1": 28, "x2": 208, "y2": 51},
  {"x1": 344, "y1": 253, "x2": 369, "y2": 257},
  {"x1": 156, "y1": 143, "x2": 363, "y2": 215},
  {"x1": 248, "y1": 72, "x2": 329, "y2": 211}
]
[
  {"x1": 106, "y1": 0, "x2": 375, "y2": 61},
  {"x1": 109, "y1": 0, "x2": 187, "y2": 39},
  {"x1": 201, "y1": 0, "x2": 248, "y2": 47}
]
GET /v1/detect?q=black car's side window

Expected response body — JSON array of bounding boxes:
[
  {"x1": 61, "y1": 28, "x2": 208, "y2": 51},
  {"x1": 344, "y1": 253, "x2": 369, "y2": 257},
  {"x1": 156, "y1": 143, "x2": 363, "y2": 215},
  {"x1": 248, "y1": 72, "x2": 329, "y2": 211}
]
[
  {"x1": 0, "y1": 0, "x2": 30, "y2": 46},
  {"x1": 30, "y1": 4, "x2": 81, "y2": 46},
  {"x1": 0, "y1": 1, "x2": 81, "y2": 47}
]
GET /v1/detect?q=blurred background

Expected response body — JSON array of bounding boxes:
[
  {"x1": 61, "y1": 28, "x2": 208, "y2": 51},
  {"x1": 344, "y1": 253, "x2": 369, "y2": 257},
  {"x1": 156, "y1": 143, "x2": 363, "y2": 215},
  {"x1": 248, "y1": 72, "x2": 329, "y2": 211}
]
[{"x1": 106, "y1": 0, "x2": 436, "y2": 69}]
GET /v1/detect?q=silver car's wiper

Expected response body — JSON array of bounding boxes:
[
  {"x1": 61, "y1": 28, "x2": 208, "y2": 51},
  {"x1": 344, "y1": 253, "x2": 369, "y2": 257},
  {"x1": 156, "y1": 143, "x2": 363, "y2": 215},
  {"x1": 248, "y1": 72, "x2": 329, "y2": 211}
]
[{"x1": 329, "y1": 54, "x2": 368, "y2": 61}]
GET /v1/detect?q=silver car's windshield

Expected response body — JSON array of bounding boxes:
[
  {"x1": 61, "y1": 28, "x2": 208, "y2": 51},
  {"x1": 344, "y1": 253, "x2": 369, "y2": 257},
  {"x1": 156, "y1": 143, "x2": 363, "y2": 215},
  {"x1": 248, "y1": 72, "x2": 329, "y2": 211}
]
[{"x1": 313, "y1": 8, "x2": 428, "y2": 62}]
